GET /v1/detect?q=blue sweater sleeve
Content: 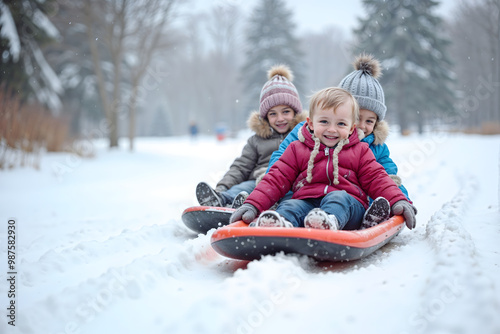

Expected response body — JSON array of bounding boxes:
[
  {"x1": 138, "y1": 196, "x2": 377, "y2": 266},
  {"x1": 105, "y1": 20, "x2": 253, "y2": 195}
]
[{"x1": 266, "y1": 121, "x2": 305, "y2": 172}]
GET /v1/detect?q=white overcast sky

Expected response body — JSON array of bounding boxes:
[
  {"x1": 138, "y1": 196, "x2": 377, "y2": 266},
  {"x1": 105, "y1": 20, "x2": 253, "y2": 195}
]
[{"x1": 190, "y1": 0, "x2": 458, "y2": 36}]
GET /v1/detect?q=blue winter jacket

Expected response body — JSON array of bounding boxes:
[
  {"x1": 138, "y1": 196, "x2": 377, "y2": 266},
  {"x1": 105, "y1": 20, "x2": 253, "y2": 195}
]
[{"x1": 267, "y1": 120, "x2": 411, "y2": 201}]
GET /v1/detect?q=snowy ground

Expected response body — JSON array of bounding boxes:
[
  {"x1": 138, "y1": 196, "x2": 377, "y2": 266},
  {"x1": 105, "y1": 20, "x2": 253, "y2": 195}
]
[{"x1": 1, "y1": 131, "x2": 499, "y2": 334}]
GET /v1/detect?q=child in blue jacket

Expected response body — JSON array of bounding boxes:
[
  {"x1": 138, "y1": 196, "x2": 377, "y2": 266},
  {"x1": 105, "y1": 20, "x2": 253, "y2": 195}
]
[{"x1": 266, "y1": 54, "x2": 411, "y2": 229}]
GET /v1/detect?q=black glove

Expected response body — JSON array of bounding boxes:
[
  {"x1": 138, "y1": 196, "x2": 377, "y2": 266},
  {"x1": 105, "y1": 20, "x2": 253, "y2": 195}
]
[
  {"x1": 391, "y1": 200, "x2": 417, "y2": 230},
  {"x1": 229, "y1": 203, "x2": 258, "y2": 224}
]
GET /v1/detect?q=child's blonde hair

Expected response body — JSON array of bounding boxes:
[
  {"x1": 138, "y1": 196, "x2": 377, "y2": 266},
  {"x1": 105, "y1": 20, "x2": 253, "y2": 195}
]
[{"x1": 309, "y1": 87, "x2": 359, "y2": 124}]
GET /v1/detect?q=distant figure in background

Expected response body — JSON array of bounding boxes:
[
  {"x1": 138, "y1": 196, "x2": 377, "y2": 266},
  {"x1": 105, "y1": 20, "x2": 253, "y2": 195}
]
[
  {"x1": 215, "y1": 123, "x2": 227, "y2": 141},
  {"x1": 195, "y1": 64, "x2": 306, "y2": 208},
  {"x1": 189, "y1": 120, "x2": 198, "y2": 140}
]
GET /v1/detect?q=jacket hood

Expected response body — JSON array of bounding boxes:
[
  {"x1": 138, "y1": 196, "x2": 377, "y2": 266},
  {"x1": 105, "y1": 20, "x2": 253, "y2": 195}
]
[
  {"x1": 247, "y1": 111, "x2": 307, "y2": 138},
  {"x1": 298, "y1": 124, "x2": 364, "y2": 185},
  {"x1": 370, "y1": 120, "x2": 389, "y2": 146}
]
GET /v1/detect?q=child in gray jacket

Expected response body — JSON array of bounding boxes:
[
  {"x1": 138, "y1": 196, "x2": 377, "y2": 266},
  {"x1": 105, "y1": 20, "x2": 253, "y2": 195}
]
[{"x1": 196, "y1": 65, "x2": 306, "y2": 208}]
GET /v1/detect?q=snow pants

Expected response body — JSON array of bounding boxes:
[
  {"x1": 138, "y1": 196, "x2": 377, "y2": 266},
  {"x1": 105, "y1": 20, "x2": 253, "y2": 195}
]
[
  {"x1": 219, "y1": 180, "x2": 256, "y2": 206},
  {"x1": 276, "y1": 190, "x2": 365, "y2": 230}
]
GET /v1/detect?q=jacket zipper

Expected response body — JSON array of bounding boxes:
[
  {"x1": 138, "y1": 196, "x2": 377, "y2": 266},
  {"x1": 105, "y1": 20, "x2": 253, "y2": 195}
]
[{"x1": 324, "y1": 147, "x2": 331, "y2": 194}]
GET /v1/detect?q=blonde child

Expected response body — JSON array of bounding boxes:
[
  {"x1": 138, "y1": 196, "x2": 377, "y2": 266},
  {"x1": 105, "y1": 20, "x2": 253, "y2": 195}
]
[
  {"x1": 230, "y1": 87, "x2": 417, "y2": 230},
  {"x1": 196, "y1": 65, "x2": 306, "y2": 208}
]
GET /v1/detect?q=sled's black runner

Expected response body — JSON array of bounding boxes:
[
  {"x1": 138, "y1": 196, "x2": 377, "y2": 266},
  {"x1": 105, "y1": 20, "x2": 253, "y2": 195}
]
[
  {"x1": 211, "y1": 215, "x2": 405, "y2": 262},
  {"x1": 182, "y1": 206, "x2": 235, "y2": 234}
]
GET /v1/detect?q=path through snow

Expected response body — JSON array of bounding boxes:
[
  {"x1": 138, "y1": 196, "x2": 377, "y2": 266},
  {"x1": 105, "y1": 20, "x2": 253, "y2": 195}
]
[{"x1": 0, "y1": 133, "x2": 499, "y2": 334}]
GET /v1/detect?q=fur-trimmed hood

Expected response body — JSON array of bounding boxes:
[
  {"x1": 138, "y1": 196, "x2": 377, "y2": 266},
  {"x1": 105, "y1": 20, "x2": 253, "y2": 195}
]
[
  {"x1": 215, "y1": 111, "x2": 306, "y2": 190},
  {"x1": 246, "y1": 111, "x2": 307, "y2": 139},
  {"x1": 367, "y1": 120, "x2": 389, "y2": 146}
]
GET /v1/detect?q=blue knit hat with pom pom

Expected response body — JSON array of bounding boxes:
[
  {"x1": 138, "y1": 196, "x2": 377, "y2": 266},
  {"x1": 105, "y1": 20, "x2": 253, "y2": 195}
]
[{"x1": 339, "y1": 54, "x2": 387, "y2": 121}]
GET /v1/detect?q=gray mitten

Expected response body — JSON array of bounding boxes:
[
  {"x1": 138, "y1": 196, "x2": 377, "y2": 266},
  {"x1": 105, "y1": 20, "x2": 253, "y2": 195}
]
[
  {"x1": 391, "y1": 200, "x2": 417, "y2": 230},
  {"x1": 229, "y1": 203, "x2": 258, "y2": 224}
]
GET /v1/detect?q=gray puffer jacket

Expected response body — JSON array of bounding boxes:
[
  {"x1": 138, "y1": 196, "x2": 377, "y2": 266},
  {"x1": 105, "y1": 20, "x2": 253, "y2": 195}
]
[{"x1": 216, "y1": 111, "x2": 306, "y2": 190}]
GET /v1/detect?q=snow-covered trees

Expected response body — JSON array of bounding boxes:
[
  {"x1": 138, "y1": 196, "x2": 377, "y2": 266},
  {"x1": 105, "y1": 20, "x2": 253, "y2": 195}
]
[
  {"x1": 157, "y1": 3, "x2": 246, "y2": 136},
  {"x1": 80, "y1": 0, "x2": 181, "y2": 149},
  {"x1": 301, "y1": 27, "x2": 350, "y2": 93},
  {"x1": 0, "y1": 0, "x2": 68, "y2": 168},
  {"x1": 0, "y1": 0, "x2": 62, "y2": 111},
  {"x1": 353, "y1": 0, "x2": 456, "y2": 134},
  {"x1": 447, "y1": 0, "x2": 500, "y2": 133},
  {"x1": 241, "y1": 0, "x2": 305, "y2": 111},
  {"x1": 3, "y1": 0, "x2": 500, "y2": 155}
]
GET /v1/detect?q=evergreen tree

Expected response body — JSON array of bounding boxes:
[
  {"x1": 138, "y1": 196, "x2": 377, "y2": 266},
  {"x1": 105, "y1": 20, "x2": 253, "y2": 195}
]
[
  {"x1": 241, "y1": 0, "x2": 305, "y2": 114},
  {"x1": 353, "y1": 0, "x2": 456, "y2": 134},
  {"x1": 44, "y1": 1, "x2": 102, "y2": 136},
  {"x1": 0, "y1": 0, "x2": 62, "y2": 110}
]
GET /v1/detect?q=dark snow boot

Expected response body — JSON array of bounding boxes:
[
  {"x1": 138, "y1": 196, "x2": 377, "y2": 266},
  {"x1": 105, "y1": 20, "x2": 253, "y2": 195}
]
[
  {"x1": 196, "y1": 182, "x2": 224, "y2": 207},
  {"x1": 361, "y1": 197, "x2": 391, "y2": 229},
  {"x1": 231, "y1": 191, "x2": 248, "y2": 209}
]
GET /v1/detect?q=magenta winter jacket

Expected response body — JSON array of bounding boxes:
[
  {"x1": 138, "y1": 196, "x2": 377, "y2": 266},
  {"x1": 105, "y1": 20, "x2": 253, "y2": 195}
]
[{"x1": 245, "y1": 124, "x2": 408, "y2": 213}]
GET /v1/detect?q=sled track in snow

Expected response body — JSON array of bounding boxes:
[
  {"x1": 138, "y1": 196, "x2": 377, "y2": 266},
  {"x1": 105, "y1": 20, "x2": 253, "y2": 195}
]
[
  {"x1": 409, "y1": 177, "x2": 500, "y2": 333},
  {"x1": 21, "y1": 222, "x2": 185, "y2": 288},
  {"x1": 13, "y1": 221, "x2": 224, "y2": 334}
]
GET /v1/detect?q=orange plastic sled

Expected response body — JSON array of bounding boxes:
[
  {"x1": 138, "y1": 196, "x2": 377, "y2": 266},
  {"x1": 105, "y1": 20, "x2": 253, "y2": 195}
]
[{"x1": 211, "y1": 215, "x2": 405, "y2": 262}]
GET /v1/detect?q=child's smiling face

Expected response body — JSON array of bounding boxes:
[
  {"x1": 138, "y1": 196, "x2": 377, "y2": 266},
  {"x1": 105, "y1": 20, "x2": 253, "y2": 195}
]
[
  {"x1": 267, "y1": 105, "x2": 295, "y2": 134},
  {"x1": 358, "y1": 109, "x2": 378, "y2": 136},
  {"x1": 307, "y1": 100, "x2": 355, "y2": 147}
]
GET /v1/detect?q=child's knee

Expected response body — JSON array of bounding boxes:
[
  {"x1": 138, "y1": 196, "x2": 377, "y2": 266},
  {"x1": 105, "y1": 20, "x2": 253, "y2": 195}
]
[{"x1": 324, "y1": 190, "x2": 349, "y2": 202}]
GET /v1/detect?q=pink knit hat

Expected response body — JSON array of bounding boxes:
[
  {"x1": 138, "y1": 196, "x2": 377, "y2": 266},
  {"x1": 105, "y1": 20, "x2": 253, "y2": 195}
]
[{"x1": 259, "y1": 65, "x2": 302, "y2": 119}]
